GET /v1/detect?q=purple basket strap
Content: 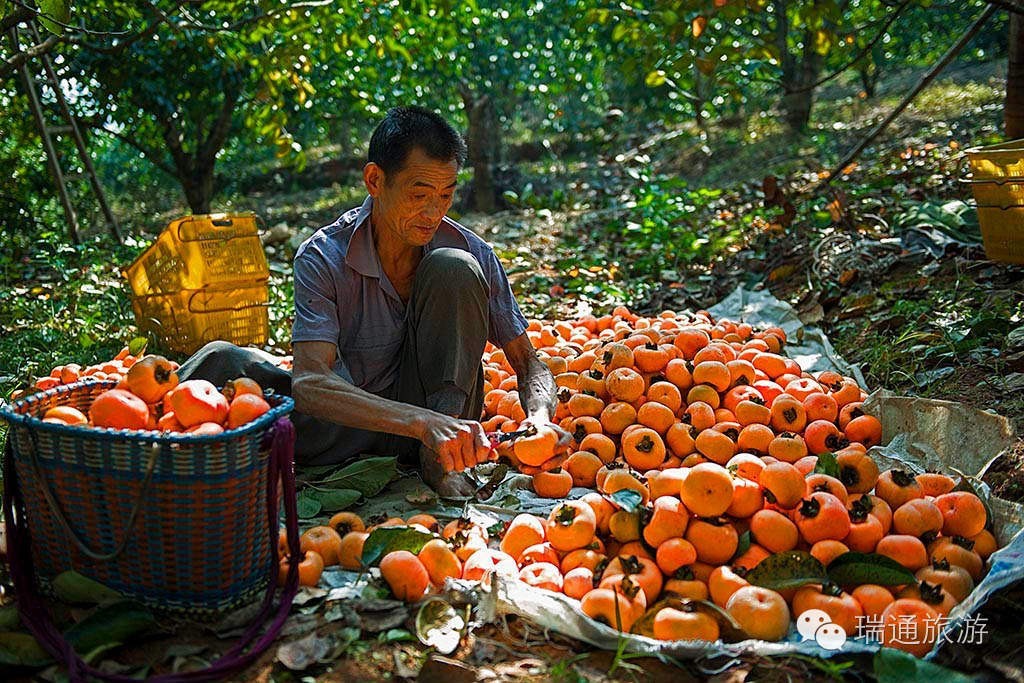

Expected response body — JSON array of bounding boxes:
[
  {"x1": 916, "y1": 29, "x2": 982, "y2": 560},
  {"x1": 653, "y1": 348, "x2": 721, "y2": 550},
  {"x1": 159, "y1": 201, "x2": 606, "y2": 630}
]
[{"x1": 3, "y1": 417, "x2": 302, "y2": 683}]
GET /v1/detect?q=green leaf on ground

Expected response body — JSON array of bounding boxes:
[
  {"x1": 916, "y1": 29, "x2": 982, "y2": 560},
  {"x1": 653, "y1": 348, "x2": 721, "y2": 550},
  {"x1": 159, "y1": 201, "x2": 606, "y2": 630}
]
[
  {"x1": 296, "y1": 491, "x2": 322, "y2": 519},
  {"x1": 299, "y1": 463, "x2": 345, "y2": 479},
  {"x1": 0, "y1": 606, "x2": 20, "y2": 631},
  {"x1": 378, "y1": 628, "x2": 415, "y2": 643},
  {"x1": 874, "y1": 648, "x2": 972, "y2": 683},
  {"x1": 813, "y1": 451, "x2": 840, "y2": 478},
  {"x1": 733, "y1": 530, "x2": 752, "y2": 562},
  {"x1": 0, "y1": 632, "x2": 52, "y2": 668},
  {"x1": 307, "y1": 488, "x2": 361, "y2": 513},
  {"x1": 607, "y1": 489, "x2": 643, "y2": 513},
  {"x1": 746, "y1": 551, "x2": 827, "y2": 591},
  {"x1": 826, "y1": 552, "x2": 916, "y2": 586},
  {"x1": 318, "y1": 457, "x2": 398, "y2": 497},
  {"x1": 82, "y1": 641, "x2": 124, "y2": 664},
  {"x1": 64, "y1": 601, "x2": 156, "y2": 657},
  {"x1": 53, "y1": 571, "x2": 123, "y2": 605},
  {"x1": 360, "y1": 526, "x2": 435, "y2": 567}
]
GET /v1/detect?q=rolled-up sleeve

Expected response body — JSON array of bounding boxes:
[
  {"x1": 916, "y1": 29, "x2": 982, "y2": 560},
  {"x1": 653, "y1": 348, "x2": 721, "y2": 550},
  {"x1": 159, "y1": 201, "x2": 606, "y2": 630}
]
[
  {"x1": 483, "y1": 249, "x2": 528, "y2": 347},
  {"x1": 291, "y1": 249, "x2": 341, "y2": 345}
]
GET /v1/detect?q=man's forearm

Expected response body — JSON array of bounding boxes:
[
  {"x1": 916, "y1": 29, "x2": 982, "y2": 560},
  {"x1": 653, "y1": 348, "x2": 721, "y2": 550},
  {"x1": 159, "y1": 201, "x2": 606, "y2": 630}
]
[
  {"x1": 517, "y1": 356, "x2": 557, "y2": 422},
  {"x1": 292, "y1": 372, "x2": 428, "y2": 441}
]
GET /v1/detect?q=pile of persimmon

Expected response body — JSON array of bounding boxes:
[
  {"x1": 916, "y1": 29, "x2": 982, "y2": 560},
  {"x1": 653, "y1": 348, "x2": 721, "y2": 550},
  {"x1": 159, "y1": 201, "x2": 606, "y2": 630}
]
[
  {"x1": 275, "y1": 511, "x2": 444, "y2": 592},
  {"x1": 313, "y1": 455, "x2": 995, "y2": 658},
  {"x1": 14, "y1": 346, "x2": 294, "y2": 402},
  {"x1": 261, "y1": 304, "x2": 1000, "y2": 660},
  {"x1": 464, "y1": 306, "x2": 999, "y2": 656},
  {"x1": 35, "y1": 353, "x2": 270, "y2": 435},
  {"x1": 13, "y1": 344, "x2": 149, "y2": 401}
]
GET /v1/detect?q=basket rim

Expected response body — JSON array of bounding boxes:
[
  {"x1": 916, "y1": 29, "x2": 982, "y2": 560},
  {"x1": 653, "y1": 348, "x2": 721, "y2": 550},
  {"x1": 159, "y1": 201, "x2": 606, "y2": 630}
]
[{"x1": 0, "y1": 379, "x2": 293, "y2": 444}]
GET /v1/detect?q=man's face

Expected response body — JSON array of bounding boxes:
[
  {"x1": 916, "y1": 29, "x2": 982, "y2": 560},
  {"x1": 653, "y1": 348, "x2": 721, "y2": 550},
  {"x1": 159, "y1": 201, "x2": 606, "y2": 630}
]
[{"x1": 365, "y1": 146, "x2": 459, "y2": 249}]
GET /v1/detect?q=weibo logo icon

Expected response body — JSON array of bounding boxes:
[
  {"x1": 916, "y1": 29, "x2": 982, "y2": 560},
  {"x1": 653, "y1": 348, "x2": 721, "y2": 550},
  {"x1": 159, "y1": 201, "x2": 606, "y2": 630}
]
[{"x1": 797, "y1": 609, "x2": 848, "y2": 650}]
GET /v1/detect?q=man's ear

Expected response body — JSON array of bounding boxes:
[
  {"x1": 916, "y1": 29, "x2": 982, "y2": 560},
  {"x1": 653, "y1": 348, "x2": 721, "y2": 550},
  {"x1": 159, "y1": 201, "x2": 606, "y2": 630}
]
[{"x1": 363, "y1": 162, "x2": 385, "y2": 197}]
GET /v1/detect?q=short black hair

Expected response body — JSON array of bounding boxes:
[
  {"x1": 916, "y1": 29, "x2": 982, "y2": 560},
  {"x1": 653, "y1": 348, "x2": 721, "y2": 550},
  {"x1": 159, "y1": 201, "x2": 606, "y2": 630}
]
[{"x1": 367, "y1": 106, "x2": 467, "y2": 176}]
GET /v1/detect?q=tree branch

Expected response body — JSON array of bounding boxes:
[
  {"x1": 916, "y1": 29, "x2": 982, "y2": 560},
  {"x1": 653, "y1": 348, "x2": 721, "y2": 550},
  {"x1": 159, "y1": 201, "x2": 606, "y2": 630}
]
[
  {"x1": 980, "y1": 0, "x2": 1024, "y2": 15},
  {"x1": 775, "y1": 0, "x2": 794, "y2": 85},
  {"x1": 823, "y1": 3, "x2": 999, "y2": 185},
  {"x1": 197, "y1": 70, "x2": 245, "y2": 166},
  {"x1": 0, "y1": 6, "x2": 33, "y2": 33},
  {"x1": 789, "y1": 0, "x2": 913, "y2": 94},
  {"x1": 160, "y1": 113, "x2": 192, "y2": 178},
  {"x1": 175, "y1": 0, "x2": 335, "y2": 32},
  {"x1": 1, "y1": 32, "x2": 60, "y2": 79},
  {"x1": 8, "y1": 0, "x2": 132, "y2": 36},
  {"x1": 84, "y1": 121, "x2": 178, "y2": 177},
  {"x1": 67, "y1": 0, "x2": 193, "y2": 55}
]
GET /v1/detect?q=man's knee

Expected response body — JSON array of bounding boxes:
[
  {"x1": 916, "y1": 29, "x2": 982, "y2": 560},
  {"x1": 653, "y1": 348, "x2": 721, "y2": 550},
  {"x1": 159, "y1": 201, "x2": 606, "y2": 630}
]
[
  {"x1": 417, "y1": 248, "x2": 486, "y2": 293},
  {"x1": 196, "y1": 340, "x2": 241, "y2": 358},
  {"x1": 189, "y1": 340, "x2": 253, "y2": 368},
  {"x1": 178, "y1": 341, "x2": 259, "y2": 383}
]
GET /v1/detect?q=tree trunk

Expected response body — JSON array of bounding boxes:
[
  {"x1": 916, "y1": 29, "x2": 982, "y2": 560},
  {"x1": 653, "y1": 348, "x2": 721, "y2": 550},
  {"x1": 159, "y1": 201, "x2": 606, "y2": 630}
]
[
  {"x1": 773, "y1": 2, "x2": 823, "y2": 132},
  {"x1": 781, "y1": 29, "x2": 824, "y2": 131},
  {"x1": 692, "y1": 66, "x2": 709, "y2": 136},
  {"x1": 154, "y1": 72, "x2": 241, "y2": 215},
  {"x1": 1006, "y1": 11, "x2": 1024, "y2": 139},
  {"x1": 181, "y1": 164, "x2": 215, "y2": 214},
  {"x1": 857, "y1": 46, "x2": 881, "y2": 98},
  {"x1": 857, "y1": 66, "x2": 876, "y2": 98},
  {"x1": 461, "y1": 86, "x2": 500, "y2": 213},
  {"x1": 781, "y1": 87, "x2": 814, "y2": 131}
]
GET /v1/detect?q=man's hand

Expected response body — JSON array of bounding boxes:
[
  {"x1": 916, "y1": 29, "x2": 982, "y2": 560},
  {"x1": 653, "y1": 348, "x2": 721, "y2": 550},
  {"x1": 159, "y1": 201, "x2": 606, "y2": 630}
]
[
  {"x1": 501, "y1": 333, "x2": 567, "y2": 472},
  {"x1": 419, "y1": 412, "x2": 492, "y2": 473}
]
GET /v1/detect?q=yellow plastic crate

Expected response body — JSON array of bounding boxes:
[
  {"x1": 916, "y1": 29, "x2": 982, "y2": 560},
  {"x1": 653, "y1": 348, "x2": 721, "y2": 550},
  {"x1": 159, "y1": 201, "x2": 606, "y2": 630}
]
[
  {"x1": 971, "y1": 179, "x2": 1024, "y2": 209},
  {"x1": 975, "y1": 206, "x2": 1024, "y2": 264},
  {"x1": 967, "y1": 138, "x2": 1024, "y2": 181},
  {"x1": 966, "y1": 140, "x2": 1024, "y2": 262},
  {"x1": 131, "y1": 283, "x2": 270, "y2": 355},
  {"x1": 124, "y1": 213, "x2": 269, "y2": 296}
]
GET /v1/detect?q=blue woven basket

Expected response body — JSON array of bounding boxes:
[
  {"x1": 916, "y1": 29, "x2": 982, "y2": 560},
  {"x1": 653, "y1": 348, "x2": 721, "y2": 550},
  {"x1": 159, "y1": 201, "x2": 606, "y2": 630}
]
[{"x1": 0, "y1": 380, "x2": 294, "y2": 617}]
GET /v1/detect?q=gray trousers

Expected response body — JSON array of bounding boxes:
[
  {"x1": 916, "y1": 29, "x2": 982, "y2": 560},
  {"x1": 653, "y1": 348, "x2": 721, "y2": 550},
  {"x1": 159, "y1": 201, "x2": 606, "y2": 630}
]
[{"x1": 177, "y1": 248, "x2": 488, "y2": 466}]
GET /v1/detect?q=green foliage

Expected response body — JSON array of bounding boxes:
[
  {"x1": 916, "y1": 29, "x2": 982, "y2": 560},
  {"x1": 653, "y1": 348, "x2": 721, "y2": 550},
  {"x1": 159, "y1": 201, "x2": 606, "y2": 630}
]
[
  {"x1": 745, "y1": 551, "x2": 828, "y2": 590},
  {"x1": 874, "y1": 648, "x2": 973, "y2": 682},
  {"x1": 360, "y1": 526, "x2": 436, "y2": 568},
  {"x1": 826, "y1": 552, "x2": 916, "y2": 586},
  {"x1": 36, "y1": 0, "x2": 71, "y2": 35},
  {"x1": 549, "y1": 654, "x2": 590, "y2": 683},
  {"x1": 553, "y1": 163, "x2": 746, "y2": 309},
  {"x1": 0, "y1": 232, "x2": 142, "y2": 397},
  {"x1": 593, "y1": 0, "x2": 1006, "y2": 129},
  {"x1": 832, "y1": 278, "x2": 1022, "y2": 394},
  {"x1": 813, "y1": 451, "x2": 840, "y2": 478},
  {"x1": 1, "y1": 0, "x2": 1010, "y2": 226}
]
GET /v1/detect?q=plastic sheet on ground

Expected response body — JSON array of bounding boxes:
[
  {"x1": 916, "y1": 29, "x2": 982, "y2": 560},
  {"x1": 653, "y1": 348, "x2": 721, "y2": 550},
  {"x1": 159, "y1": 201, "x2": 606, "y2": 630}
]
[{"x1": 343, "y1": 286, "x2": 1023, "y2": 660}]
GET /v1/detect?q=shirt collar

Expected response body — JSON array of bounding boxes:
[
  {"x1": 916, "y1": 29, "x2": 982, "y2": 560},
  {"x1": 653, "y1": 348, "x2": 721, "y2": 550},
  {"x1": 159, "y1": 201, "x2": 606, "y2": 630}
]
[
  {"x1": 344, "y1": 195, "x2": 470, "y2": 278},
  {"x1": 344, "y1": 196, "x2": 378, "y2": 277}
]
